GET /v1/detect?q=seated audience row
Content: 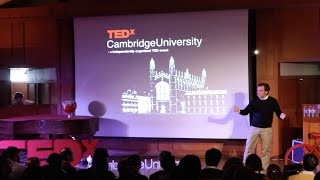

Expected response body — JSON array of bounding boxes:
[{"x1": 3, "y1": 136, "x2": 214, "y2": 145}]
[{"x1": 1, "y1": 145, "x2": 320, "y2": 180}]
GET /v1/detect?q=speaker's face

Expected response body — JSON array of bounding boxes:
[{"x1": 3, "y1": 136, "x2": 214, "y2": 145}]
[{"x1": 257, "y1": 86, "x2": 268, "y2": 99}]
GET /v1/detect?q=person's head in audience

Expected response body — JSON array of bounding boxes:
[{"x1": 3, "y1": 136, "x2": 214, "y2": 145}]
[
  {"x1": 245, "y1": 154, "x2": 263, "y2": 172},
  {"x1": 205, "y1": 147, "x2": 222, "y2": 167},
  {"x1": 314, "y1": 171, "x2": 320, "y2": 180},
  {"x1": 118, "y1": 159, "x2": 136, "y2": 178},
  {"x1": 92, "y1": 148, "x2": 109, "y2": 168},
  {"x1": 26, "y1": 157, "x2": 40, "y2": 168},
  {"x1": 233, "y1": 166, "x2": 258, "y2": 180},
  {"x1": 127, "y1": 154, "x2": 142, "y2": 172},
  {"x1": 172, "y1": 154, "x2": 201, "y2": 180},
  {"x1": 117, "y1": 159, "x2": 128, "y2": 177},
  {"x1": 12, "y1": 92, "x2": 34, "y2": 105},
  {"x1": 303, "y1": 153, "x2": 318, "y2": 171},
  {"x1": 46, "y1": 153, "x2": 63, "y2": 168},
  {"x1": 222, "y1": 164, "x2": 243, "y2": 180},
  {"x1": 159, "y1": 151, "x2": 176, "y2": 171},
  {"x1": 222, "y1": 157, "x2": 243, "y2": 172},
  {"x1": 0, "y1": 155, "x2": 12, "y2": 178},
  {"x1": 23, "y1": 157, "x2": 42, "y2": 180},
  {"x1": 61, "y1": 147, "x2": 74, "y2": 163},
  {"x1": 13, "y1": 92, "x2": 24, "y2": 105},
  {"x1": 266, "y1": 164, "x2": 282, "y2": 180},
  {"x1": 3, "y1": 146, "x2": 20, "y2": 163}
]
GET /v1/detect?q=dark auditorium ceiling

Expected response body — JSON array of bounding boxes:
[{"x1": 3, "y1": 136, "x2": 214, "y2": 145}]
[
  {"x1": 1, "y1": 0, "x2": 320, "y2": 17},
  {"x1": 1, "y1": 0, "x2": 320, "y2": 8}
]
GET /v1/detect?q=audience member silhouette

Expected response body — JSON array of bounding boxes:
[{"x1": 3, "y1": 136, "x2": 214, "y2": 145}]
[
  {"x1": 0, "y1": 155, "x2": 12, "y2": 180},
  {"x1": 222, "y1": 157, "x2": 244, "y2": 180},
  {"x1": 22, "y1": 157, "x2": 41, "y2": 180},
  {"x1": 245, "y1": 154, "x2": 266, "y2": 180},
  {"x1": 117, "y1": 159, "x2": 129, "y2": 179},
  {"x1": 117, "y1": 159, "x2": 141, "y2": 180},
  {"x1": 41, "y1": 153, "x2": 68, "y2": 180},
  {"x1": 3, "y1": 146, "x2": 26, "y2": 180},
  {"x1": 222, "y1": 157, "x2": 243, "y2": 172},
  {"x1": 0, "y1": 145, "x2": 304, "y2": 180},
  {"x1": 199, "y1": 148, "x2": 223, "y2": 180},
  {"x1": 12, "y1": 92, "x2": 24, "y2": 105},
  {"x1": 233, "y1": 166, "x2": 259, "y2": 180},
  {"x1": 314, "y1": 171, "x2": 320, "y2": 180},
  {"x1": 25, "y1": 157, "x2": 40, "y2": 168},
  {"x1": 60, "y1": 147, "x2": 77, "y2": 177},
  {"x1": 266, "y1": 164, "x2": 282, "y2": 180},
  {"x1": 149, "y1": 151, "x2": 176, "y2": 180},
  {"x1": 76, "y1": 148, "x2": 116, "y2": 180},
  {"x1": 11, "y1": 92, "x2": 34, "y2": 106},
  {"x1": 127, "y1": 154, "x2": 148, "y2": 180},
  {"x1": 288, "y1": 153, "x2": 318, "y2": 180},
  {"x1": 171, "y1": 154, "x2": 201, "y2": 180}
]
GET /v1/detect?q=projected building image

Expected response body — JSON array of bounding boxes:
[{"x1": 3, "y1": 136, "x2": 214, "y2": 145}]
[
  {"x1": 121, "y1": 56, "x2": 228, "y2": 115},
  {"x1": 75, "y1": 10, "x2": 250, "y2": 138}
]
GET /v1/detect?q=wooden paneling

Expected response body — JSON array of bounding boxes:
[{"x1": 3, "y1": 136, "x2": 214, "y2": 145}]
[
  {"x1": 0, "y1": 20, "x2": 12, "y2": 66},
  {"x1": 278, "y1": 8, "x2": 320, "y2": 61},
  {"x1": 0, "y1": 17, "x2": 57, "y2": 68},
  {"x1": 97, "y1": 138, "x2": 245, "y2": 159},
  {"x1": 38, "y1": 83, "x2": 50, "y2": 104},
  {"x1": 0, "y1": 104, "x2": 57, "y2": 119},
  {"x1": 27, "y1": 83, "x2": 36, "y2": 102},
  {"x1": 56, "y1": 20, "x2": 74, "y2": 114},
  {"x1": 298, "y1": 76, "x2": 320, "y2": 104},
  {"x1": 279, "y1": 77, "x2": 301, "y2": 157},
  {"x1": 0, "y1": 6, "x2": 52, "y2": 18},
  {"x1": 24, "y1": 18, "x2": 57, "y2": 67},
  {"x1": 279, "y1": 77, "x2": 299, "y2": 127},
  {"x1": 0, "y1": 20, "x2": 25, "y2": 67},
  {"x1": 11, "y1": 21, "x2": 25, "y2": 66},
  {"x1": 0, "y1": 80, "x2": 11, "y2": 106},
  {"x1": 256, "y1": 10, "x2": 276, "y2": 81}
]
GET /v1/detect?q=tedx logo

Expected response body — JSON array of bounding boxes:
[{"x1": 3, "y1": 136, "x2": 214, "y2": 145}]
[{"x1": 106, "y1": 29, "x2": 135, "y2": 39}]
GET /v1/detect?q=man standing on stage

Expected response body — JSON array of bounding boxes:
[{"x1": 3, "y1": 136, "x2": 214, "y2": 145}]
[{"x1": 233, "y1": 82, "x2": 286, "y2": 170}]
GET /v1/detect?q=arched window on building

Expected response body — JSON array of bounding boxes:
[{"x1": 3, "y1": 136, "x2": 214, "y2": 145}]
[{"x1": 155, "y1": 81, "x2": 170, "y2": 101}]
